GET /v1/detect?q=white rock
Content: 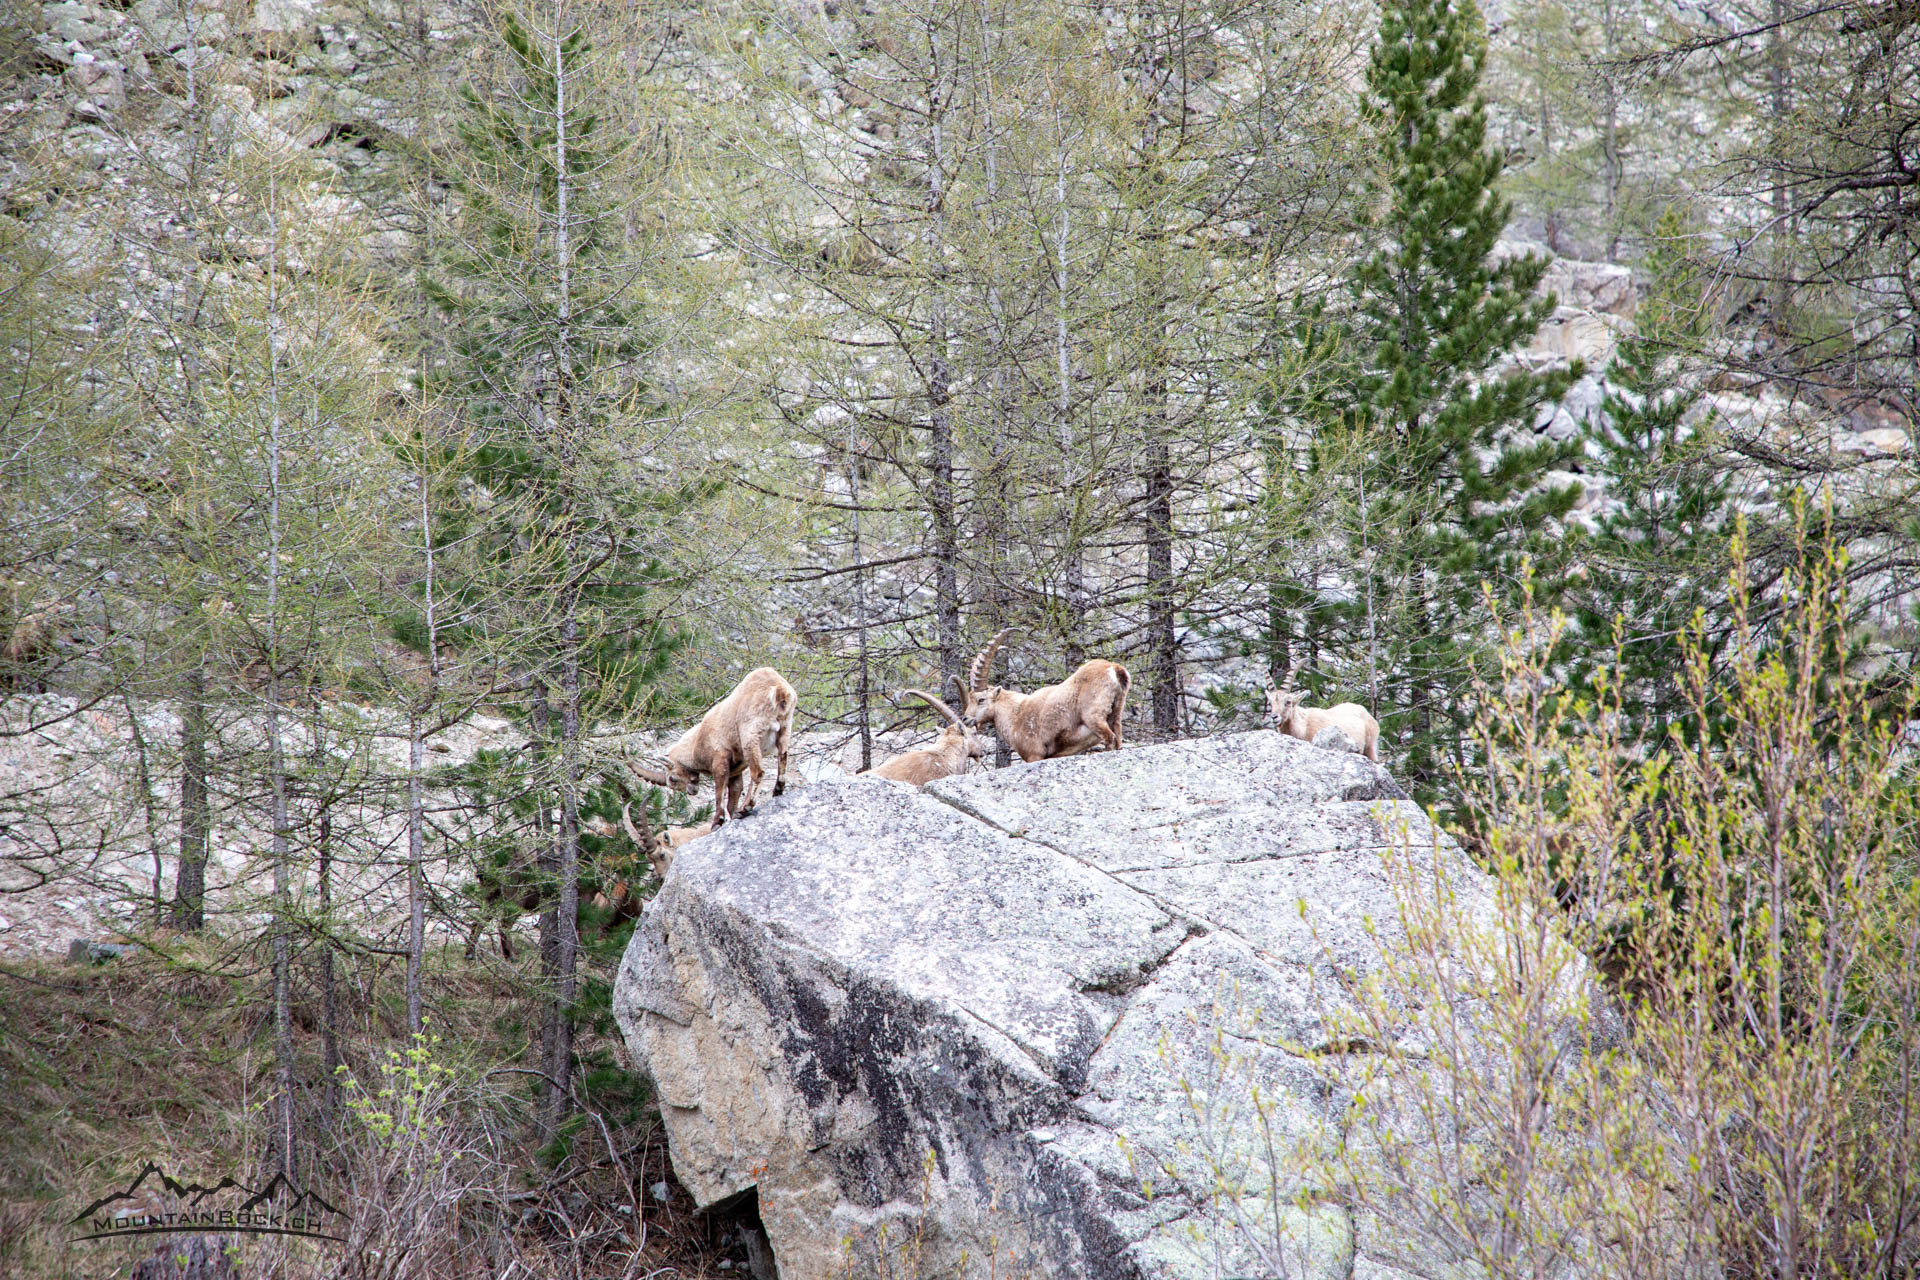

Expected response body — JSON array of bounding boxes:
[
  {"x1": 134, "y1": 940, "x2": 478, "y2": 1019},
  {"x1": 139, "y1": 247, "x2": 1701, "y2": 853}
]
[
  {"x1": 129, "y1": 0, "x2": 227, "y2": 51},
  {"x1": 43, "y1": 0, "x2": 109, "y2": 43},
  {"x1": 1311, "y1": 724, "x2": 1358, "y2": 754},
  {"x1": 251, "y1": 0, "x2": 316, "y2": 44},
  {"x1": 617, "y1": 733, "x2": 1662, "y2": 1279},
  {"x1": 1562, "y1": 373, "x2": 1607, "y2": 423},
  {"x1": 1528, "y1": 307, "x2": 1622, "y2": 368},
  {"x1": 1838, "y1": 427, "x2": 1912, "y2": 457},
  {"x1": 1542, "y1": 258, "x2": 1637, "y2": 318}
]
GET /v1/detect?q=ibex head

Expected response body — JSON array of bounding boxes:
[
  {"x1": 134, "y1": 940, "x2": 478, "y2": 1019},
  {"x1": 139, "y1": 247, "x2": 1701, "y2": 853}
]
[
  {"x1": 629, "y1": 755, "x2": 699, "y2": 796},
  {"x1": 902, "y1": 687, "x2": 987, "y2": 760},
  {"x1": 958, "y1": 627, "x2": 1018, "y2": 726},
  {"x1": 1266, "y1": 666, "x2": 1305, "y2": 726}
]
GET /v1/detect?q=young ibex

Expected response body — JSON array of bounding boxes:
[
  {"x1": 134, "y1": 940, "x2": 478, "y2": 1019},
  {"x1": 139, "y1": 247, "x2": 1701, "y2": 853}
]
[
  {"x1": 630, "y1": 667, "x2": 795, "y2": 826},
  {"x1": 616, "y1": 801, "x2": 712, "y2": 881},
  {"x1": 956, "y1": 628, "x2": 1130, "y2": 763},
  {"x1": 465, "y1": 801, "x2": 700, "y2": 960},
  {"x1": 864, "y1": 688, "x2": 987, "y2": 785},
  {"x1": 1267, "y1": 681, "x2": 1381, "y2": 763},
  {"x1": 1, "y1": 605, "x2": 53, "y2": 691}
]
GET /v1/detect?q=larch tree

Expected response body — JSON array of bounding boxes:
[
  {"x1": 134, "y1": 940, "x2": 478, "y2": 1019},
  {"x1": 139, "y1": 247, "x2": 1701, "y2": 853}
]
[{"x1": 424, "y1": 0, "x2": 699, "y2": 1144}]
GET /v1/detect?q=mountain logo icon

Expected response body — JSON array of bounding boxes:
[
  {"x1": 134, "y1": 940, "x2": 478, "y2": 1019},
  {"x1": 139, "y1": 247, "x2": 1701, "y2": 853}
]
[{"x1": 69, "y1": 1162, "x2": 344, "y2": 1243}]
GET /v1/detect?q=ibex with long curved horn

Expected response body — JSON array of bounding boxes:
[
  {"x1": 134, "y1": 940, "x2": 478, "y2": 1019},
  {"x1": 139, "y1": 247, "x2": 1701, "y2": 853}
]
[
  {"x1": 629, "y1": 667, "x2": 795, "y2": 826},
  {"x1": 864, "y1": 688, "x2": 987, "y2": 785},
  {"x1": 615, "y1": 800, "x2": 711, "y2": 882},
  {"x1": 1267, "y1": 669, "x2": 1380, "y2": 763},
  {"x1": 955, "y1": 628, "x2": 1130, "y2": 763}
]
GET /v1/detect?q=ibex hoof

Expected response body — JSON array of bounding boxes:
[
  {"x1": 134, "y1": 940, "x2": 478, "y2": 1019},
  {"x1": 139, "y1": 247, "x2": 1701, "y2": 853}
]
[{"x1": 773, "y1": 780, "x2": 786, "y2": 796}]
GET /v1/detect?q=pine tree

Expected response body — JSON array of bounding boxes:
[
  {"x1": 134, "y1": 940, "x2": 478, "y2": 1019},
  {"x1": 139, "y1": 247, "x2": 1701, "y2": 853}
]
[
  {"x1": 1565, "y1": 209, "x2": 1736, "y2": 747},
  {"x1": 1323, "y1": 0, "x2": 1580, "y2": 799}
]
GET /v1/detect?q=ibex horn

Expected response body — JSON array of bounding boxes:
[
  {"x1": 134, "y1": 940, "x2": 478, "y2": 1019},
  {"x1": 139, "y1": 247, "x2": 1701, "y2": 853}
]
[
  {"x1": 900, "y1": 687, "x2": 963, "y2": 727},
  {"x1": 621, "y1": 800, "x2": 656, "y2": 851},
  {"x1": 629, "y1": 760, "x2": 673, "y2": 788},
  {"x1": 968, "y1": 626, "x2": 1017, "y2": 693}
]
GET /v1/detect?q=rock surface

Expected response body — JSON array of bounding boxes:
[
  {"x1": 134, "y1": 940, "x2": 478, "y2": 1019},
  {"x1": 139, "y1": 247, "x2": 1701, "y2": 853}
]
[{"x1": 615, "y1": 731, "x2": 1531, "y2": 1279}]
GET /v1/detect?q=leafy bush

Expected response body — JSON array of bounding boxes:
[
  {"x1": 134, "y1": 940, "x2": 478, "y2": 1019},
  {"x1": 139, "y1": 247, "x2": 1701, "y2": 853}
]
[{"x1": 1178, "y1": 532, "x2": 1920, "y2": 1279}]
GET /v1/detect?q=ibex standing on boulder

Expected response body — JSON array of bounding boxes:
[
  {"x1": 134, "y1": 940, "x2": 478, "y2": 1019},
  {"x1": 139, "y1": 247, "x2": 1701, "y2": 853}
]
[
  {"x1": 630, "y1": 667, "x2": 795, "y2": 826},
  {"x1": 1267, "y1": 678, "x2": 1381, "y2": 763},
  {"x1": 956, "y1": 628, "x2": 1130, "y2": 763},
  {"x1": 864, "y1": 688, "x2": 987, "y2": 785}
]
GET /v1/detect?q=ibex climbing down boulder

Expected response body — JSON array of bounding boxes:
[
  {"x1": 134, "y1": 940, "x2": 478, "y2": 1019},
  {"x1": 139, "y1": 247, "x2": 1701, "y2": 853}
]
[
  {"x1": 1267, "y1": 678, "x2": 1380, "y2": 763},
  {"x1": 956, "y1": 629, "x2": 1130, "y2": 763},
  {"x1": 630, "y1": 667, "x2": 795, "y2": 827},
  {"x1": 864, "y1": 688, "x2": 987, "y2": 785},
  {"x1": 616, "y1": 800, "x2": 712, "y2": 882}
]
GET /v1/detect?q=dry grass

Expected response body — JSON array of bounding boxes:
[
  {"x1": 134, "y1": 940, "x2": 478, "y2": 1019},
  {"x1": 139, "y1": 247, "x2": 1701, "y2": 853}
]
[{"x1": 0, "y1": 936, "x2": 762, "y2": 1280}]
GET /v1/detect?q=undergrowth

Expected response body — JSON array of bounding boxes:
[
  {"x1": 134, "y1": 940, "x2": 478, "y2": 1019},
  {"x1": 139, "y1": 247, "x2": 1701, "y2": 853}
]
[{"x1": 0, "y1": 938, "x2": 759, "y2": 1280}]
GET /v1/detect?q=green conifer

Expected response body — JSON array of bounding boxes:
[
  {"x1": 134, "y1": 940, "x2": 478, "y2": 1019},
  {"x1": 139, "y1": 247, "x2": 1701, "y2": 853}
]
[
  {"x1": 1566, "y1": 209, "x2": 1735, "y2": 748},
  {"x1": 408, "y1": 7, "x2": 702, "y2": 1145},
  {"x1": 1324, "y1": 0, "x2": 1582, "y2": 799}
]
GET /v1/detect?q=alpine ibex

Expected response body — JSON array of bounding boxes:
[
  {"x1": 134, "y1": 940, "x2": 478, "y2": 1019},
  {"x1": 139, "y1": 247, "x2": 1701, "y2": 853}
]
[
  {"x1": 956, "y1": 628, "x2": 1130, "y2": 763},
  {"x1": 618, "y1": 800, "x2": 711, "y2": 878},
  {"x1": 1, "y1": 603, "x2": 53, "y2": 692},
  {"x1": 864, "y1": 688, "x2": 987, "y2": 785},
  {"x1": 1267, "y1": 681, "x2": 1381, "y2": 763},
  {"x1": 630, "y1": 667, "x2": 795, "y2": 826}
]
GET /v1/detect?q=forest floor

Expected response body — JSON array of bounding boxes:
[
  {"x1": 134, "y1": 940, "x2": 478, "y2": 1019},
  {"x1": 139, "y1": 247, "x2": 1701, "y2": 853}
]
[{"x1": 0, "y1": 941, "x2": 753, "y2": 1280}]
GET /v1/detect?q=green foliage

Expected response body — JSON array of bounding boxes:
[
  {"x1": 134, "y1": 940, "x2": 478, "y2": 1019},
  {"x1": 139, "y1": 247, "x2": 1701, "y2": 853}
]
[
  {"x1": 342, "y1": 1031, "x2": 464, "y2": 1148},
  {"x1": 1178, "y1": 536, "x2": 1920, "y2": 1279},
  {"x1": 413, "y1": 7, "x2": 708, "y2": 724},
  {"x1": 1290, "y1": 0, "x2": 1581, "y2": 802},
  {"x1": 1564, "y1": 208, "x2": 1737, "y2": 747}
]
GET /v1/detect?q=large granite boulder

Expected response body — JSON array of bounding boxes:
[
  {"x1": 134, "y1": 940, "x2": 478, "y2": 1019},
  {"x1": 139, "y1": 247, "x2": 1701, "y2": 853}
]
[{"x1": 612, "y1": 732, "x2": 1537, "y2": 1279}]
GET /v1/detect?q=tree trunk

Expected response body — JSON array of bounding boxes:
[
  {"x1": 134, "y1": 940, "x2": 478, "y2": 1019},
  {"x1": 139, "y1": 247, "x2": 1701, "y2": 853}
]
[
  {"x1": 1766, "y1": 0, "x2": 1792, "y2": 333},
  {"x1": 123, "y1": 693, "x2": 166, "y2": 925},
  {"x1": 930, "y1": 355, "x2": 962, "y2": 688},
  {"x1": 1055, "y1": 156, "x2": 1086, "y2": 667},
  {"x1": 317, "y1": 808, "x2": 340, "y2": 1128},
  {"x1": 547, "y1": 613, "x2": 582, "y2": 1141},
  {"x1": 1143, "y1": 431, "x2": 1179, "y2": 734},
  {"x1": 541, "y1": 19, "x2": 583, "y2": 1144},
  {"x1": 263, "y1": 165, "x2": 297, "y2": 1185},
  {"x1": 846, "y1": 431, "x2": 872, "y2": 771},
  {"x1": 530, "y1": 682, "x2": 562, "y2": 1120},
  {"x1": 925, "y1": 29, "x2": 963, "y2": 688},
  {"x1": 1262, "y1": 424, "x2": 1295, "y2": 688},
  {"x1": 172, "y1": 663, "x2": 209, "y2": 931},
  {"x1": 406, "y1": 711, "x2": 426, "y2": 1037},
  {"x1": 406, "y1": 362, "x2": 441, "y2": 1038}
]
